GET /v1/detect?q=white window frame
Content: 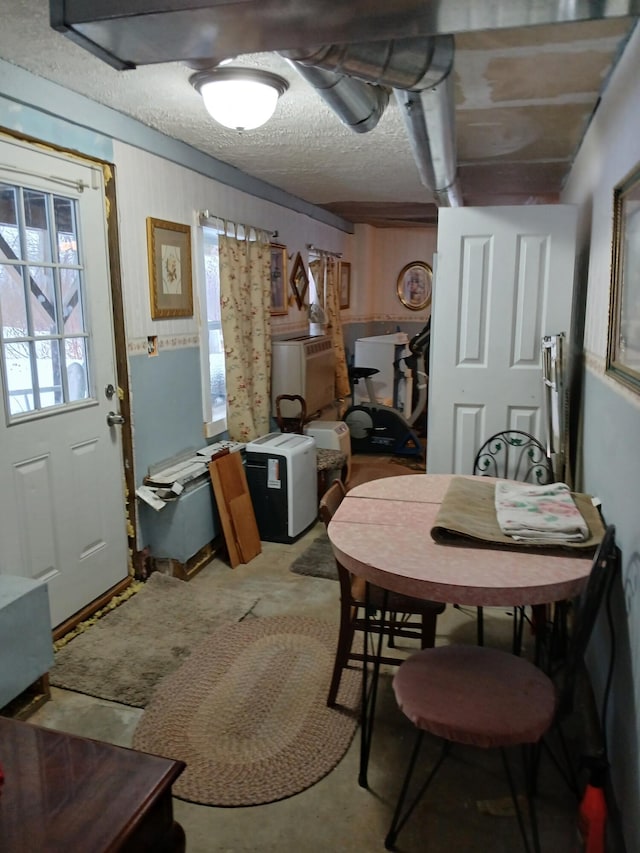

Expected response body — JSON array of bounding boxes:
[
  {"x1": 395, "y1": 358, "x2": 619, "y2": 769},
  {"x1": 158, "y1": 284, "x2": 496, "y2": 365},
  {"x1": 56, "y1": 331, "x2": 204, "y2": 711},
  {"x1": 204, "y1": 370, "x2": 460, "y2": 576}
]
[{"x1": 196, "y1": 224, "x2": 227, "y2": 439}]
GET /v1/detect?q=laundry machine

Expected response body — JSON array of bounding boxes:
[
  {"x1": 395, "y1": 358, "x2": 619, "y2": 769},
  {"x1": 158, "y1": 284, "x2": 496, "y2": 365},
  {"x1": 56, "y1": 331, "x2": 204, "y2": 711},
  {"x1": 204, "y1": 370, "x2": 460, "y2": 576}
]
[{"x1": 245, "y1": 432, "x2": 317, "y2": 543}]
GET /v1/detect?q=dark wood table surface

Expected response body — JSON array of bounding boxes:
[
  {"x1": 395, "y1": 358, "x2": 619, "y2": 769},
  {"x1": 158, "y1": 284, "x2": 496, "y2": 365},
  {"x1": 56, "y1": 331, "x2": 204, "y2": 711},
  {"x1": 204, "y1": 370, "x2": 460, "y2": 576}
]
[{"x1": 0, "y1": 716, "x2": 186, "y2": 852}]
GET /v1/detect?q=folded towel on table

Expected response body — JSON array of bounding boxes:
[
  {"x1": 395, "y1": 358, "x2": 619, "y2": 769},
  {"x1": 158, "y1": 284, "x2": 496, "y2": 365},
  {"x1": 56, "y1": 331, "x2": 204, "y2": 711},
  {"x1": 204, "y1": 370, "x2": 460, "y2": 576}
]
[{"x1": 495, "y1": 481, "x2": 590, "y2": 542}]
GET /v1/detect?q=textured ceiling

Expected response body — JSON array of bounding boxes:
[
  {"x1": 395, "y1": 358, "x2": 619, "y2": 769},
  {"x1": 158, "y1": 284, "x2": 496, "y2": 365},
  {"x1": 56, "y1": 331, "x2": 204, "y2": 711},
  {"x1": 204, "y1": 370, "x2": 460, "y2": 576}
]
[{"x1": 0, "y1": 2, "x2": 636, "y2": 227}]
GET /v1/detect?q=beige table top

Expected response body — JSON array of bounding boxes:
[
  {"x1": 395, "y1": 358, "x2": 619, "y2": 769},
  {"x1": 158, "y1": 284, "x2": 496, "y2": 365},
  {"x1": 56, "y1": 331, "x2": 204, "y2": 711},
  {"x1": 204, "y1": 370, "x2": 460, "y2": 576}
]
[{"x1": 328, "y1": 474, "x2": 592, "y2": 607}]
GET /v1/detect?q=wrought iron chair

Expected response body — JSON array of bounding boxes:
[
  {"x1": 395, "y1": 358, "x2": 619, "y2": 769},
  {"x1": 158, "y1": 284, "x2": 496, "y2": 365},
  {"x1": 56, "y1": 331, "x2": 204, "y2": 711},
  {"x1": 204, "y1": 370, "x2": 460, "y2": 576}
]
[
  {"x1": 472, "y1": 430, "x2": 555, "y2": 650},
  {"x1": 473, "y1": 429, "x2": 554, "y2": 485},
  {"x1": 319, "y1": 480, "x2": 445, "y2": 707},
  {"x1": 384, "y1": 525, "x2": 617, "y2": 852}
]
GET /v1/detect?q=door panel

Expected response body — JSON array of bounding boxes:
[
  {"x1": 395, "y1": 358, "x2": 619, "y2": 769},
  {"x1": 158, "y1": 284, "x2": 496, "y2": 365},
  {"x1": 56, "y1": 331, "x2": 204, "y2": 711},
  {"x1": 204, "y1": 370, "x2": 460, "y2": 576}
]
[
  {"x1": 427, "y1": 205, "x2": 577, "y2": 475},
  {"x1": 0, "y1": 137, "x2": 128, "y2": 627}
]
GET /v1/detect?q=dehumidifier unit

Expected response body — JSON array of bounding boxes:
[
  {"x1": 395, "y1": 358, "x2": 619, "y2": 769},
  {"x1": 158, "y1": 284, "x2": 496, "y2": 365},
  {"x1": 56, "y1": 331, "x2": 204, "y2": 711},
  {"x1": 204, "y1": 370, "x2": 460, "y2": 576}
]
[{"x1": 245, "y1": 432, "x2": 317, "y2": 543}]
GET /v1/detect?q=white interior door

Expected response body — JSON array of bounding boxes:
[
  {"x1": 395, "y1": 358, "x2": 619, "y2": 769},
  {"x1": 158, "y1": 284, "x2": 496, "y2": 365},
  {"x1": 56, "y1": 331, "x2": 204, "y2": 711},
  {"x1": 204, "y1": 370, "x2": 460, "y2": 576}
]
[
  {"x1": 427, "y1": 205, "x2": 577, "y2": 475},
  {"x1": 0, "y1": 137, "x2": 128, "y2": 627}
]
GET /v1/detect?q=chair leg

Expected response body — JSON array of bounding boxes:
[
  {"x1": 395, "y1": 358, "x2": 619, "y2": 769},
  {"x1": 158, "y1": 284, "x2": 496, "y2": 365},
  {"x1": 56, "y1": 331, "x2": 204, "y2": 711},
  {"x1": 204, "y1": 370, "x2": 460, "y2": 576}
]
[
  {"x1": 477, "y1": 606, "x2": 484, "y2": 645},
  {"x1": 539, "y1": 723, "x2": 580, "y2": 797},
  {"x1": 359, "y1": 586, "x2": 388, "y2": 789},
  {"x1": 522, "y1": 743, "x2": 542, "y2": 853},
  {"x1": 421, "y1": 610, "x2": 438, "y2": 648},
  {"x1": 500, "y1": 747, "x2": 539, "y2": 853},
  {"x1": 388, "y1": 611, "x2": 397, "y2": 648},
  {"x1": 385, "y1": 736, "x2": 449, "y2": 851},
  {"x1": 512, "y1": 606, "x2": 526, "y2": 655},
  {"x1": 326, "y1": 606, "x2": 356, "y2": 707}
]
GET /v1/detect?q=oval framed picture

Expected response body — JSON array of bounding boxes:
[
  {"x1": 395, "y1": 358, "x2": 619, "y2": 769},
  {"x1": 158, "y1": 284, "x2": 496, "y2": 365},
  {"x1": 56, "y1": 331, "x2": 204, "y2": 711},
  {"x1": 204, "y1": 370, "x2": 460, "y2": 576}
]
[{"x1": 396, "y1": 261, "x2": 433, "y2": 311}]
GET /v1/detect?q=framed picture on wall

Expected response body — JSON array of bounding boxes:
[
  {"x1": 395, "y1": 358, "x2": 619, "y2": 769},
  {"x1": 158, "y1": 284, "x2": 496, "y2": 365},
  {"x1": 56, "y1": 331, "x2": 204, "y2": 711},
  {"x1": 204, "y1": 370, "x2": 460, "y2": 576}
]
[
  {"x1": 396, "y1": 261, "x2": 432, "y2": 311},
  {"x1": 339, "y1": 261, "x2": 351, "y2": 309},
  {"x1": 270, "y1": 243, "x2": 288, "y2": 315},
  {"x1": 606, "y1": 161, "x2": 640, "y2": 393},
  {"x1": 147, "y1": 217, "x2": 193, "y2": 318}
]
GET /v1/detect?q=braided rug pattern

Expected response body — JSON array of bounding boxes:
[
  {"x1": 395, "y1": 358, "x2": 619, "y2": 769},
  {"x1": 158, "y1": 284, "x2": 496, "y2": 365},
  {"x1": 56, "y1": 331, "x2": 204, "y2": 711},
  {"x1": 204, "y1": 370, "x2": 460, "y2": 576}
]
[{"x1": 133, "y1": 615, "x2": 360, "y2": 806}]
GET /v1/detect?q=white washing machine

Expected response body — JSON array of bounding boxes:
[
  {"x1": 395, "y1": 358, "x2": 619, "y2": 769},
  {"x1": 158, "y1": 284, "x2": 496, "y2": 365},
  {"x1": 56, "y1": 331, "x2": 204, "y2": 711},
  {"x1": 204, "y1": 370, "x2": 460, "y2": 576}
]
[
  {"x1": 304, "y1": 420, "x2": 352, "y2": 482},
  {"x1": 245, "y1": 432, "x2": 317, "y2": 543}
]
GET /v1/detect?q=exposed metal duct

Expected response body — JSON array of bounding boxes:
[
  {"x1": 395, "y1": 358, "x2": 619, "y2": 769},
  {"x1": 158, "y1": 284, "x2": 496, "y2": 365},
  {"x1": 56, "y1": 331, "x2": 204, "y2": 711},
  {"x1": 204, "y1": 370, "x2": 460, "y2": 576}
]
[
  {"x1": 281, "y1": 36, "x2": 462, "y2": 207},
  {"x1": 284, "y1": 64, "x2": 389, "y2": 134}
]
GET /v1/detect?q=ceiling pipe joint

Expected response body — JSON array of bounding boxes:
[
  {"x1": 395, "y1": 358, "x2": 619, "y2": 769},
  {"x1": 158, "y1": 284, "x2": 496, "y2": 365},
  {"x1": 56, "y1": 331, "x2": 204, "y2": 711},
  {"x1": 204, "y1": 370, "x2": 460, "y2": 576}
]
[{"x1": 282, "y1": 34, "x2": 461, "y2": 207}]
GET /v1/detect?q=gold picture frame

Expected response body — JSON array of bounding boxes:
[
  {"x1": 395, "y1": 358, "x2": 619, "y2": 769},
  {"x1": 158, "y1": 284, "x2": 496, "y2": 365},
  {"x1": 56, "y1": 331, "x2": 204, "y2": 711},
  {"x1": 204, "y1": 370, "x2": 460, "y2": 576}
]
[
  {"x1": 339, "y1": 261, "x2": 351, "y2": 309},
  {"x1": 606, "y1": 162, "x2": 640, "y2": 393},
  {"x1": 396, "y1": 261, "x2": 433, "y2": 312},
  {"x1": 289, "y1": 252, "x2": 309, "y2": 310},
  {"x1": 147, "y1": 217, "x2": 193, "y2": 319},
  {"x1": 270, "y1": 243, "x2": 288, "y2": 315}
]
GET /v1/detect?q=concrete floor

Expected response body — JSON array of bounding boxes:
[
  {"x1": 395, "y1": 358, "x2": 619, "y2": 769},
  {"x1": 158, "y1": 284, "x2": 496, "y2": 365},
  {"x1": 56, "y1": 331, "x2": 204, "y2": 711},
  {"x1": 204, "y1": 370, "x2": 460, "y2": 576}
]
[{"x1": 26, "y1": 456, "x2": 583, "y2": 852}]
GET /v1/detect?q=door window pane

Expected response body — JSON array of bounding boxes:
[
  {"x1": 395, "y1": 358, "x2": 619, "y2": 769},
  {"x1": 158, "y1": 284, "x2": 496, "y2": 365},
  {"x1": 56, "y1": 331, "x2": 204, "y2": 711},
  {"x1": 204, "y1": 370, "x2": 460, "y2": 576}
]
[
  {"x1": 23, "y1": 189, "x2": 52, "y2": 263},
  {"x1": 0, "y1": 262, "x2": 28, "y2": 333},
  {"x1": 61, "y1": 269, "x2": 84, "y2": 333},
  {"x1": 36, "y1": 338, "x2": 62, "y2": 408},
  {"x1": 54, "y1": 196, "x2": 78, "y2": 266},
  {"x1": 29, "y1": 266, "x2": 58, "y2": 335},
  {"x1": 3, "y1": 341, "x2": 33, "y2": 414},
  {"x1": 65, "y1": 338, "x2": 88, "y2": 401},
  {"x1": 0, "y1": 182, "x2": 91, "y2": 420},
  {"x1": 0, "y1": 184, "x2": 21, "y2": 259}
]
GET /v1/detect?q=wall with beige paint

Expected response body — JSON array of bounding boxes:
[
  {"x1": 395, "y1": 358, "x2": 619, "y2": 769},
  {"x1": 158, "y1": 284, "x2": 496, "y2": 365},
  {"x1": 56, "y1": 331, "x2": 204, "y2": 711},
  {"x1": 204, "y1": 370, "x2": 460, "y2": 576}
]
[{"x1": 346, "y1": 224, "x2": 437, "y2": 325}]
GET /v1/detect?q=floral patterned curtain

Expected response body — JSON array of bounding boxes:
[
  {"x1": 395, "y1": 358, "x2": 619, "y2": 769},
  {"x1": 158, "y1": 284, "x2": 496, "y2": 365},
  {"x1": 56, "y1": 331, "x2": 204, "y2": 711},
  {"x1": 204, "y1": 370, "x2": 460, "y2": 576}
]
[
  {"x1": 324, "y1": 256, "x2": 350, "y2": 399},
  {"x1": 218, "y1": 228, "x2": 271, "y2": 442}
]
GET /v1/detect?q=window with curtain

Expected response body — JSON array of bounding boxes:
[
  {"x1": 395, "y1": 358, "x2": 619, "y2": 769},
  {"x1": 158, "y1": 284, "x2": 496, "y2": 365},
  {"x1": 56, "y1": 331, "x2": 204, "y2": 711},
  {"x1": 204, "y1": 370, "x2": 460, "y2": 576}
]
[{"x1": 197, "y1": 212, "x2": 272, "y2": 443}]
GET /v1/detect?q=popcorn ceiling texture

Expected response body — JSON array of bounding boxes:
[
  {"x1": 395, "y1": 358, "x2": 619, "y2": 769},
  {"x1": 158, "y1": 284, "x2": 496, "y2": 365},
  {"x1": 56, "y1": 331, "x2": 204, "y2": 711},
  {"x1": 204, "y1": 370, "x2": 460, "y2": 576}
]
[{"x1": 0, "y1": 3, "x2": 634, "y2": 221}]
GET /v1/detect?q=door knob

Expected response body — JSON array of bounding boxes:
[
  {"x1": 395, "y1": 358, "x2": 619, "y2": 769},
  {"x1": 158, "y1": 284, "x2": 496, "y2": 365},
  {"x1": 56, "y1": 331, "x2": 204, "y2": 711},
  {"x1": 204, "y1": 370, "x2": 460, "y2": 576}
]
[{"x1": 107, "y1": 411, "x2": 125, "y2": 426}]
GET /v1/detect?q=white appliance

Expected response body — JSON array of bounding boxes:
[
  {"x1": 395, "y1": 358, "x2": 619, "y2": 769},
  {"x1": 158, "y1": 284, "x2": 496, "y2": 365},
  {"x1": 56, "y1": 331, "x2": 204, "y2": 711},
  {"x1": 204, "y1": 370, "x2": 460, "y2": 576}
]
[
  {"x1": 244, "y1": 432, "x2": 317, "y2": 543},
  {"x1": 271, "y1": 335, "x2": 336, "y2": 418},
  {"x1": 305, "y1": 420, "x2": 352, "y2": 482},
  {"x1": 354, "y1": 332, "x2": 410, "y2": 414}
]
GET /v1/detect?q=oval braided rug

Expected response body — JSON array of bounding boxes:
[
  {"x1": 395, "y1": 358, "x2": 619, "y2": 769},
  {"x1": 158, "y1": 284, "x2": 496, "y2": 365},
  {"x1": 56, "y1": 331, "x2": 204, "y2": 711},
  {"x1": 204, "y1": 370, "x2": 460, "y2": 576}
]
[{"x1": 132, "y1": 615, "x2": 360, "y2": 806}]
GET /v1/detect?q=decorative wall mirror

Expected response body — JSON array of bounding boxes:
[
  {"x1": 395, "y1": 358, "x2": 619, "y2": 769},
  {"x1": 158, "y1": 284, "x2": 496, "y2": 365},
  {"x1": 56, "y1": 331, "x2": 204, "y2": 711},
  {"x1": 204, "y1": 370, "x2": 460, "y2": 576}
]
[
  {"x1": 289, "y1": 252, "x2": 309, "y2": 310},
  {"x1": 606, "y1": 162, "x2": 640, "y2": 393},
  {"x1": 396, "y1": 261, "x2": 432, "y2": 311}
]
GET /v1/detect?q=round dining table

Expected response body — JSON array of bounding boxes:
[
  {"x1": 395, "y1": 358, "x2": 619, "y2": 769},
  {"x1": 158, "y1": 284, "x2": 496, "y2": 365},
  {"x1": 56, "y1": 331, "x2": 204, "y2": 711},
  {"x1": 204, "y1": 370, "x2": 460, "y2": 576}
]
[
  {"x1": 327, "y1": 472, "x2": 595, "y2": 788},
  {"x1": 327, "y1": 473, "x2": 593, "y2": 608}
]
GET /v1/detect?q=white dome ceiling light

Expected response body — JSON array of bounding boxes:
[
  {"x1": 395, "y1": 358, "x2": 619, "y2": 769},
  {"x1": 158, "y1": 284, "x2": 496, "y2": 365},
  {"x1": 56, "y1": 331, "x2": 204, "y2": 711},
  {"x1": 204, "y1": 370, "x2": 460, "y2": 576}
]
[{"x1": 190, "y1": 67, "x2": 289, "y2": 131}]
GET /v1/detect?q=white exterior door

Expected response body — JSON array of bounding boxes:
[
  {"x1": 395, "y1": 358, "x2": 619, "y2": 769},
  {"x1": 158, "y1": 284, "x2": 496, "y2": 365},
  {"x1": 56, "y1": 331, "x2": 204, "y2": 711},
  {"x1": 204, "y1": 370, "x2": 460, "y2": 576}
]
[
  {"x1": 0, "y1": 137, "x2": 128, "y2": 627},
  {"x1": 427, "y1": 205, "x2": 577, "y2": 475}
]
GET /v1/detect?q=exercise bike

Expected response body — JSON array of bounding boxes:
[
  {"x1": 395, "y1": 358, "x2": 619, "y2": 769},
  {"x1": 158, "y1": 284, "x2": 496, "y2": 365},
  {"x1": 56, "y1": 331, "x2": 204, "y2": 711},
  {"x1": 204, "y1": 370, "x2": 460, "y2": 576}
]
[{"x1": 343, "y1": 321, "x2": 431, "y2": 457}]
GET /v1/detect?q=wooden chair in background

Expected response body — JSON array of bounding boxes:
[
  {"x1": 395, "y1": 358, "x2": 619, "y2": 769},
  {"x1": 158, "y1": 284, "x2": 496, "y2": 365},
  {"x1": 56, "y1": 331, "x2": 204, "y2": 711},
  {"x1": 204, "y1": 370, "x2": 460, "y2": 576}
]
[{"x1": 319, "y1": 480, "x2": 445, "y2": 707}]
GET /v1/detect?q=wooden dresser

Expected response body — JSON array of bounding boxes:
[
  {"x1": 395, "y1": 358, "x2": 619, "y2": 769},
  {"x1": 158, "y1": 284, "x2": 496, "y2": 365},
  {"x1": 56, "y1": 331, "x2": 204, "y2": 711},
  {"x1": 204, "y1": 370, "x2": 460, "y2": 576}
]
[{"x1": 0, "y1": 717, "x2": 185, "y2": 852}]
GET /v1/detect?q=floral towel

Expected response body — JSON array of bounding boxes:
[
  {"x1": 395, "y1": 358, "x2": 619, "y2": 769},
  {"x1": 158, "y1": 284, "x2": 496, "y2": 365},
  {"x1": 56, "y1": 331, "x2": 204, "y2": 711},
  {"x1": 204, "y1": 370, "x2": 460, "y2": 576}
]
[{"x1": 494, "y1": 481, "x2": 590, "y2": 542}]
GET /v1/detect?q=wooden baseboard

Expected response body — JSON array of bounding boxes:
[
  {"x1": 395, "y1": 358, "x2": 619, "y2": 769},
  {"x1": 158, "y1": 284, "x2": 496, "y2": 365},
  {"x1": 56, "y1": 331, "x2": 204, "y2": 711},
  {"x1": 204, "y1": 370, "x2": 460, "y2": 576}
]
[{"x1": 53, "y1": 577, "x2": 133, "y2": 642}]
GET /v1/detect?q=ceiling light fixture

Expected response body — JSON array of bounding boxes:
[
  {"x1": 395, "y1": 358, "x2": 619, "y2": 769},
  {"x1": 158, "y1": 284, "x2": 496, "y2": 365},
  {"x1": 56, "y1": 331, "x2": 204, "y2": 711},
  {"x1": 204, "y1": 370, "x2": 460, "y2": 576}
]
[{"x1": 190, "y1": 67, "x2": 289, "y2": 131}]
